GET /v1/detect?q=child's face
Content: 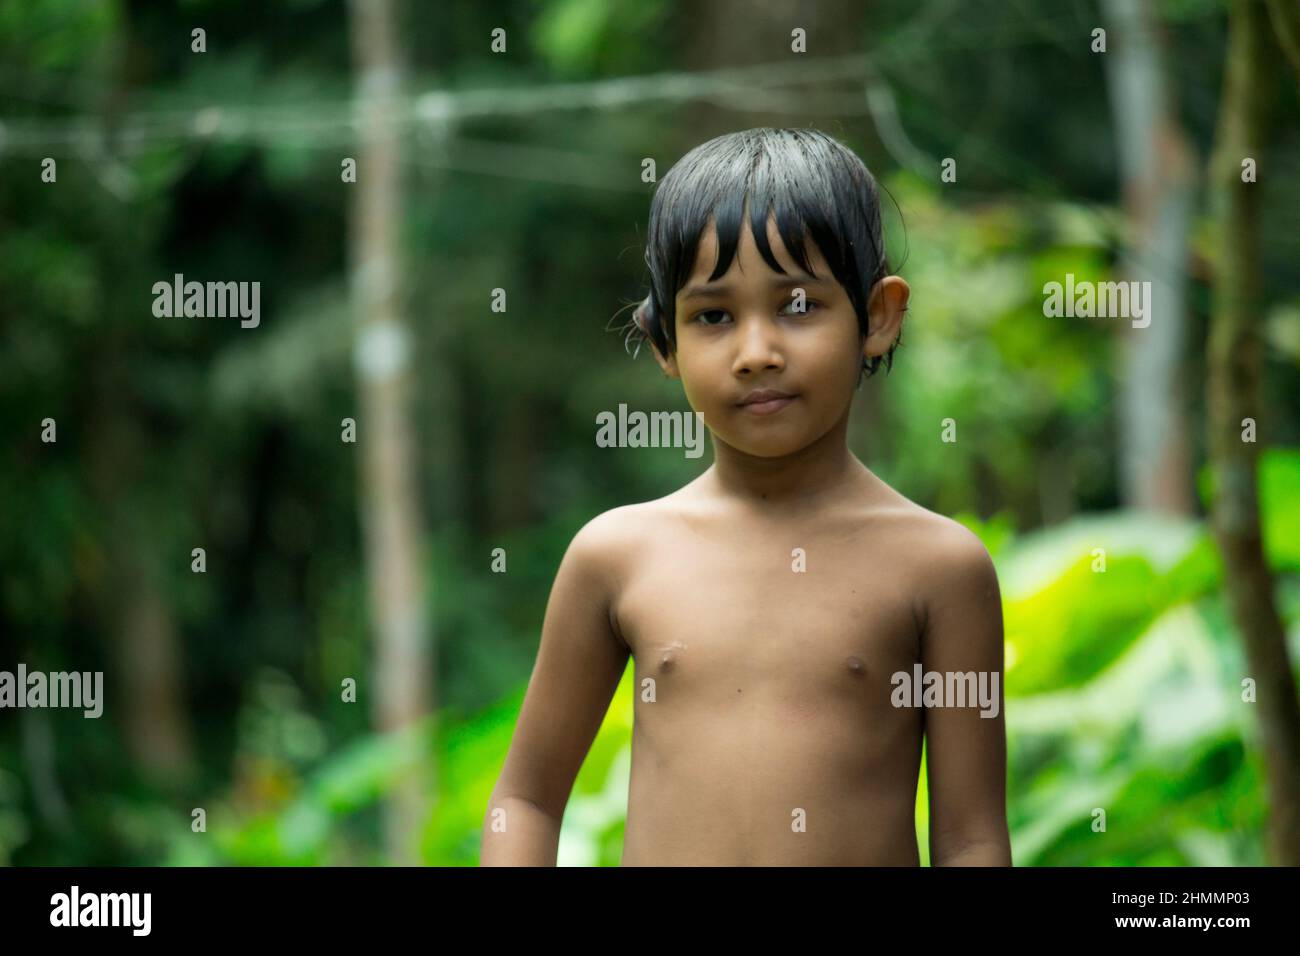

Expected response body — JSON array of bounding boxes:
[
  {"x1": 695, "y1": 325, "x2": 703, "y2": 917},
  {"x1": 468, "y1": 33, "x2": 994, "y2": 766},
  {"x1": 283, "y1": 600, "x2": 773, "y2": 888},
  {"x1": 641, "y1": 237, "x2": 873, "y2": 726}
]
[{"x1": 654, "y1": 213, "x2": 907, "y2": 458}]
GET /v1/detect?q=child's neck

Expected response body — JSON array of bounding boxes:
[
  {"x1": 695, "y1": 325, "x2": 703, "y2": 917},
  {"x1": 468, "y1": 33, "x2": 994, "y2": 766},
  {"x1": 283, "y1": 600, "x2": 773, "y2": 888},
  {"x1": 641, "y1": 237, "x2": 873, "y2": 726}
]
[{"x1": 704, "y1": 409, "x2": 869, "y2": 512}]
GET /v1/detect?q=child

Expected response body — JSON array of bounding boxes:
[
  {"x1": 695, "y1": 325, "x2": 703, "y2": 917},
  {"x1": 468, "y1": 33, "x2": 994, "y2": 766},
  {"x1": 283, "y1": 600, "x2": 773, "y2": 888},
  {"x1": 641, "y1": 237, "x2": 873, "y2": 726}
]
[{"x1": 481, "y1": 128, "x2": 1011, "y2": 866}]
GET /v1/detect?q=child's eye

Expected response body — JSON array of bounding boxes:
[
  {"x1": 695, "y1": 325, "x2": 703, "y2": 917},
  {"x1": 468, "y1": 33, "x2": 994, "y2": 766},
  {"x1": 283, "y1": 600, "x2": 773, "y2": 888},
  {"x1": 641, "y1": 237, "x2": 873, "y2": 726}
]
[
  {"x1": 780, "y1": 297, "x2": 819, "y2": 316},
  {"x1": 691, "y1": 301, "x2": 818, "y2": 325}
]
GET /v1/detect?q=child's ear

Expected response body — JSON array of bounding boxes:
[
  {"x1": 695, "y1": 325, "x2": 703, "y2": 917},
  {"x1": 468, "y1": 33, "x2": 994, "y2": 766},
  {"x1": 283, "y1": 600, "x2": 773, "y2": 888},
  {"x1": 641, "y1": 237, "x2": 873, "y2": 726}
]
[{"x1": 863, "y1": 276, "x2": 910, "y2": 361}]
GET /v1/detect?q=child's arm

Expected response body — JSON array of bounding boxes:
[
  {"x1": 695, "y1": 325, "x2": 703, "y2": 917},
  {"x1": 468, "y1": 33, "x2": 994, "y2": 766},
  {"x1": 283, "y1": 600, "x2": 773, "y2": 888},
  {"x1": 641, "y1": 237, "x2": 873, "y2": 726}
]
[
  {"x1": 479, "y1": 513, "x2": 631, "y2": 865},
  {"x1": 920, "y1": 527, "x2": 1013, "y2": 866}
]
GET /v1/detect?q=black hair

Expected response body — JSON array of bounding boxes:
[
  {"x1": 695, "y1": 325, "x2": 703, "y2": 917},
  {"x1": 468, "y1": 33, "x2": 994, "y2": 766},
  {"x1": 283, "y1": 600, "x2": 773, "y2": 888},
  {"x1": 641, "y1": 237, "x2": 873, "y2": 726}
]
[{"x1": 619, "y1": 127, "x2": 902, "y2": 380}]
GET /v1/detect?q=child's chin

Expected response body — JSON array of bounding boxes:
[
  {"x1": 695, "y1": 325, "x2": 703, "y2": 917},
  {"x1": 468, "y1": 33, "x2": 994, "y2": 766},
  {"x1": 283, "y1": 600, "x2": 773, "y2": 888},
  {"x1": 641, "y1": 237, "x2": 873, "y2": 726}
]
[{"x1": 720, "y1": 430, "x2": 812, "y2": 458}]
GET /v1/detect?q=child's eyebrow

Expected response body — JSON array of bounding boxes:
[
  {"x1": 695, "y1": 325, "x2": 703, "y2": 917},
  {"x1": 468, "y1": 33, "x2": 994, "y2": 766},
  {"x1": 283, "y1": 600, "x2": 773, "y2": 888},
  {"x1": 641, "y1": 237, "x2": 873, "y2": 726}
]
[{"x1": 679, "y1": 273, "x2": 829, "y2": 301}]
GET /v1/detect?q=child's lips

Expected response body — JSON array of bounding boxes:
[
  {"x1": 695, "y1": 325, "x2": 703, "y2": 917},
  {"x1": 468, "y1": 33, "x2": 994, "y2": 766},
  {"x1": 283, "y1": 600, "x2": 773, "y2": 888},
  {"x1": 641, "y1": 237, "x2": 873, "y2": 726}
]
[{"x1": 737, "y1": 394, "x2": 798, "y2": 415}]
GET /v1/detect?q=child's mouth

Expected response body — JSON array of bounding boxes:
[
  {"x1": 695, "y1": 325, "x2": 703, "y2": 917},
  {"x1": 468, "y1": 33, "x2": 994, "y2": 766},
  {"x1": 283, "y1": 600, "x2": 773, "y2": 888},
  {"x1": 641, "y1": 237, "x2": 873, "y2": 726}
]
[{"x1": 738, "y1": 395, "x2": 798, "y2": 415}]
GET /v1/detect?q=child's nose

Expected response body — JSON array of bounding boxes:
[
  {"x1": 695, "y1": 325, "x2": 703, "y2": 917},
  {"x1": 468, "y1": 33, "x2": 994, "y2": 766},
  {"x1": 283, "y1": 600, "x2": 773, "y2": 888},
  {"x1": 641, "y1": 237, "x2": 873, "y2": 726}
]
[{"x1": 732, "y1": 315, "x2": 785, "y2": 374}]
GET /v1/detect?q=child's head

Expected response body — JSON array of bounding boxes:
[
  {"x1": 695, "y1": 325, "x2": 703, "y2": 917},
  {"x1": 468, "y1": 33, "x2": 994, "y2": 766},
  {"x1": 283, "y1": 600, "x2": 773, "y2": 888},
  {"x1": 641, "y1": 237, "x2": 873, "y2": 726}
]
[{"x1": 623, "y1": 128, "x2": 909, "y2": 455}]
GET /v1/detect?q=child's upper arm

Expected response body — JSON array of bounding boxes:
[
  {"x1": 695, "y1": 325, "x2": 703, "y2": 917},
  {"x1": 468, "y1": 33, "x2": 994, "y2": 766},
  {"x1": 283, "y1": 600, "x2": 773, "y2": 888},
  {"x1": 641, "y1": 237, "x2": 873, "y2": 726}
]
[
  {"x1": 491, "y1": 509, "x2": 632, "y2": 819},
  {"x1": 919, "y1": 521, "x2": 1012, "y2": 864}
]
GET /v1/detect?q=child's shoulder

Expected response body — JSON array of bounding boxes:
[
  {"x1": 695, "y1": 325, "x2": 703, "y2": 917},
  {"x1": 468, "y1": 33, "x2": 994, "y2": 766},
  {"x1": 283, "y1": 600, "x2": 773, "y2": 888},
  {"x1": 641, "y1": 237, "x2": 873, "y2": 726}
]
[
  {"x1": 567, "y1": 501, "x2": 649, "y2": 555},
  {"x1": 561, "y1": 485, "x2": 708, "y2": 580},
  {"x1": 560, "y1": 496, "x2": 668, "y2": 578},
  {"x1": 865, "y1": 483, "x2": 997, "y2": 581}
]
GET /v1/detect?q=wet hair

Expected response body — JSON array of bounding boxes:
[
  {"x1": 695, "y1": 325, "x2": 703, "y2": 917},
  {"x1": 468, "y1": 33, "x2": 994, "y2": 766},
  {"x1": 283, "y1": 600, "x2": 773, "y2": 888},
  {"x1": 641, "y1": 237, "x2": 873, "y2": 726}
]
[{"x1": 620, "y1": 127, "x2": 901, "y2": 380}]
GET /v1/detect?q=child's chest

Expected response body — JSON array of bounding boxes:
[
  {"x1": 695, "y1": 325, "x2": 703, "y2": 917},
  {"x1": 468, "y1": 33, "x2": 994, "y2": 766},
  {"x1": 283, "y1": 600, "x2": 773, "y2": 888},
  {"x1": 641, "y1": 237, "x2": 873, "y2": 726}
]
[{"x1": 614, "y1": 520, "x2": 922, "y2": 703}]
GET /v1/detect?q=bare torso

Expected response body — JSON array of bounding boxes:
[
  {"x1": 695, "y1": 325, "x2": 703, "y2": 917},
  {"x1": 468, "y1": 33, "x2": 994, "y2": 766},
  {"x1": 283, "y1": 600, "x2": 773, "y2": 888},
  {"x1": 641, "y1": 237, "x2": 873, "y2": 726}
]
[{"x1": 613, "y1": 472, "x2": 935, "y2": 865}]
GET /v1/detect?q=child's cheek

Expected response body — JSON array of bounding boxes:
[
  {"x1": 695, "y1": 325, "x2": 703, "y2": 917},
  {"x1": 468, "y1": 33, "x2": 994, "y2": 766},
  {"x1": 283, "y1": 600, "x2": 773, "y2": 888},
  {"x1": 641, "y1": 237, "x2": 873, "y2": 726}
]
[{"x1": 679, "y1": 373, "x2": 711, "y2": 419}]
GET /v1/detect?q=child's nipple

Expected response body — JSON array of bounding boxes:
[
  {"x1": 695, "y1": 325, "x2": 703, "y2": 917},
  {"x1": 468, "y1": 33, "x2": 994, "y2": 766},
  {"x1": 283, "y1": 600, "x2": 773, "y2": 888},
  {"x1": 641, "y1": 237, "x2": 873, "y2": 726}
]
[{"x1": 658, "y1": 641, "x2": 688, "y2": 672}]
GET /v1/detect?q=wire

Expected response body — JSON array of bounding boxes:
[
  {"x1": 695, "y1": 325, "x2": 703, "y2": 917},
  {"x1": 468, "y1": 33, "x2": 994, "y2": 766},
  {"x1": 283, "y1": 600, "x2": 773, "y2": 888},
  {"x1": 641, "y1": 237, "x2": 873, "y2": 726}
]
[
  {"x1": 0, "y1": 3, "x2": 1212, "y2": 155},
  {"x1": 0, "y1": 53, "x2": 881, "y2": 154}
]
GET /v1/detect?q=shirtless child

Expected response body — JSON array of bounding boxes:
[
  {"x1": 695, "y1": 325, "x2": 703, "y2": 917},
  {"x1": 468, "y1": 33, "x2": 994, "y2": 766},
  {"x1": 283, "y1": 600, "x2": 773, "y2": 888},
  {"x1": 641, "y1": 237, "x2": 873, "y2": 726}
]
[{"x1": 481, "y1": 128, "x2": 1011, "y2": 866}]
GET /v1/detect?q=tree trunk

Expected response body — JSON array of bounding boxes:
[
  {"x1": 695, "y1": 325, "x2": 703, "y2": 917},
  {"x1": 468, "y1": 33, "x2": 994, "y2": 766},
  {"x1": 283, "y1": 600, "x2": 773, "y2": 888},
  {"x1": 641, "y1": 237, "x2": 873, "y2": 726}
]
[
  {"x1": 1207, "y1": 0, "x2": 1300, "y2": 867},
  {"x1": 86, "y1": 15, "x2": 196, "y2": 787},
  {"x1": 118, "y1": 555, "x2": 195, "y2": 782},
  {"x1": 346, "y1": 0, "x2": 433, "y2": 866},
  {"x1": 682, "y1": 0, "x2": 869, "y2": 154},
  {"x1": 85, "y1": 401, "x2": 197, "y2": 786},
  {"x1": 1102, "y1": 0, "x2": 1196, "y2": 515}
]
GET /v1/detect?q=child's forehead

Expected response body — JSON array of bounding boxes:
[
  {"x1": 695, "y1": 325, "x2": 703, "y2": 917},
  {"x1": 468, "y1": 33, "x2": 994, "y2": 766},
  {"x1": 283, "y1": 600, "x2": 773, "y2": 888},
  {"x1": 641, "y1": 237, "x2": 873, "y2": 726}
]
[{"x1": 685, "y1": 213, "x2": 831, "y2": 283}]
